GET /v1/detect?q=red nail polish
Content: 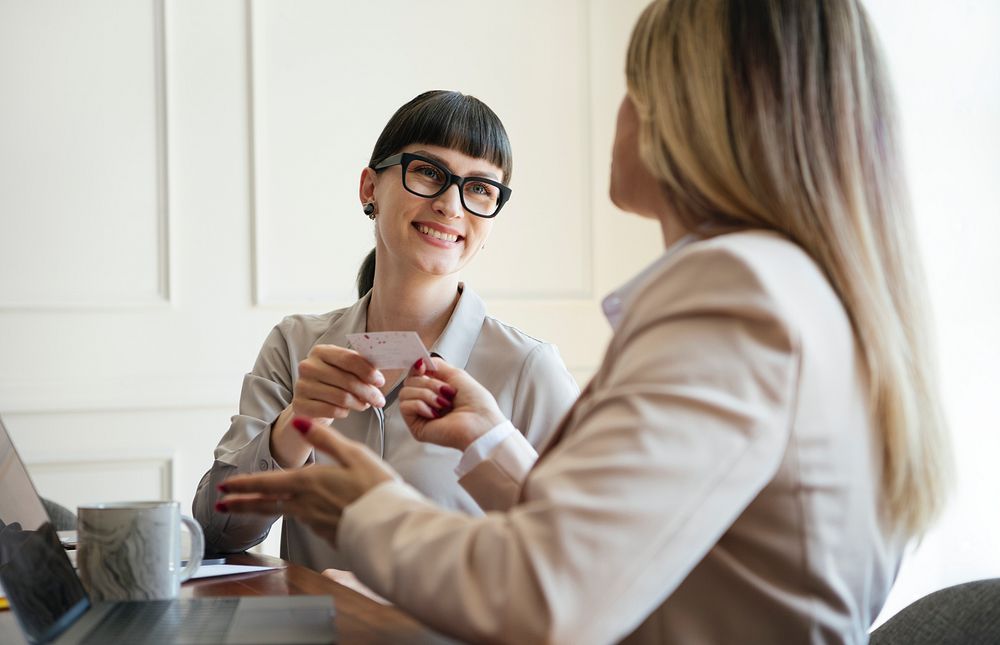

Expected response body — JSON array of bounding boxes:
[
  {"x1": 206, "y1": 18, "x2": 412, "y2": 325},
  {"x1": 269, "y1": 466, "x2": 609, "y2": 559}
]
[
  {"x1": 432, "y1": 407, "x2": 442, "y2": 418},
  {"x1": 436, "y1": 396, "x2": 450, "y2": 408},
  {"x1": 440, "y1": 385, "x2": 457, "y2": 399},
  {"x1": 440, "y1": 406, "x2": 453, "y2": 416},
  {"x1": 215, "y1": 501, "x2": 229, "y2": 513},
  {"x1": 292, "y1": 417, "x2": 312, "y2": 433},
  {"x1": 217, "y1": 483, "x2": 229, "y2": 493},
  {"x1": 413, "y1": 358, "x2": 423, "y2": 371}
]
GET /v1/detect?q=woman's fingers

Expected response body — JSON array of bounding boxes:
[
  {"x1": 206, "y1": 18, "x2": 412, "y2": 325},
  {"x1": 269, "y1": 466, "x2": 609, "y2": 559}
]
[
  {"x1": 292, "y1": 397, "x2": 350, "y2": 420},
  {"x1": 216, "y1": 470, "x2": 301, "y2": 497},
  {"x1": 400, "y1": 398, "x2": 438, "y2": 421},
  {"x1": 298, "y1": 357, "x2": 385, "y2": 409},
  {"x1": 426, "y1": 357, "x2": 458, "y2": 377},
  {"x1": 215, "y1": 493, "x2": 289, "y2": 516},
  {"x1": 401, "y1": 372, "x2": 450, "y2": 392},
  {"x1": 311, "y1": 345, "x2": 384, "y2": 387},
  {"x1": 408, "y1": 358, "x2": 428, "y2": 378},
  {"x1": 295, "y1": 380, "x2": 371, "y2": 412},
  {"x1": 399, "y1": 385, "x2": 452, "y2": 413}
]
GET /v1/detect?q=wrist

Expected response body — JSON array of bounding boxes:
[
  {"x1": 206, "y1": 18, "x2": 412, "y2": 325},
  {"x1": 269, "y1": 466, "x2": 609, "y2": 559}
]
[
  {"x1": 457, "y1": 410, "x2": 507, "y2": 451},
  {"x1": 270, "y1": 407, "x2": 311, "y2": 468}
]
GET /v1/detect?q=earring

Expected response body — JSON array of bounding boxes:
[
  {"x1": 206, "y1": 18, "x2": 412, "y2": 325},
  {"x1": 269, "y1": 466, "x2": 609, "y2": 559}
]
[{"x1": 363, "y1": 203, "x2": 376, "y2": 219}]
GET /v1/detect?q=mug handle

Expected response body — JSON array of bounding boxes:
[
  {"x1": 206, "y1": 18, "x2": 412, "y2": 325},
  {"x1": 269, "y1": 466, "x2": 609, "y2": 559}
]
[{"x1": 178, "y1": 514, "x2": 205, "y2": 583}]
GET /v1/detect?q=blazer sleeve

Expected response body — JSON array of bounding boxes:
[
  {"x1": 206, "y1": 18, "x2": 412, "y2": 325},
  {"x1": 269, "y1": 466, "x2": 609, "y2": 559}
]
[
  {"x1": 192, "y1": 321, "x2": 305, "y2": 553},
  {"x1": 459, "y1": 343, "x2": 577, "y2": 511},
  {"x1": 338, "y1": 246, "x2": 801, "y2": 645},
  {"x1": 458, "y1": 430, "x2": 540, "y2": 512}
]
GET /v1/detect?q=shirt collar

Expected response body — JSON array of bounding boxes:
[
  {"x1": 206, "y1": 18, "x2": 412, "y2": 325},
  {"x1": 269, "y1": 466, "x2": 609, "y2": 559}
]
[
  {"x1": 314, "y1": 283, "x2": 486, "y2": 369},
  {"x1": 314, "y1": 290, "x2": 371, "y2": 347},
  {"x1": 429, "y1": 282, "x2": 487, "y2": 369},
  {"x1": 601, "y1": 234, "x2": 699, "y2": 331}
]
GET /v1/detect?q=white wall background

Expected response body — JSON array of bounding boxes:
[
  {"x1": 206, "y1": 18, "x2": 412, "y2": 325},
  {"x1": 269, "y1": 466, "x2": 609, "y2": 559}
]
[
  {"x1": 0, "y1": 0, "x2": 996, "y2": 627},
  {"x1": 864, "y1": 0, "x2": 1000, "y2": 626}
]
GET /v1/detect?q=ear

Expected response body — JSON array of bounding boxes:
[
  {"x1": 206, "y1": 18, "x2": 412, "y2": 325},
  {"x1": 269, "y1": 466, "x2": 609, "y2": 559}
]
[{"x1": 359, "y1": 167, "x2": 378, "y2": 205}]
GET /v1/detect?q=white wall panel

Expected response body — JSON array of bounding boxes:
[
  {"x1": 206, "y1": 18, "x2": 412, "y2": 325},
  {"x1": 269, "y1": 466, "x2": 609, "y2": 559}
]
[
  {"x1": 28, "y1": 458, "x2": 171, "y2": 512},
  {"x1": 0, "y1": 0, "x2": 169, "y2": 308},
  {"x1": 4, "y1": 408, "x2": 230, "y2": 517},
  {"x1": 249, "y1": 0, "x2": 597, "y2": 306}
]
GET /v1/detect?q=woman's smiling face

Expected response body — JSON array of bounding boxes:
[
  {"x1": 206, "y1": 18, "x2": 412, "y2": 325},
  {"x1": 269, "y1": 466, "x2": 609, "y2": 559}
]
[{"x1": 361, "y1": 143, "x2": 503, "y2": 280}]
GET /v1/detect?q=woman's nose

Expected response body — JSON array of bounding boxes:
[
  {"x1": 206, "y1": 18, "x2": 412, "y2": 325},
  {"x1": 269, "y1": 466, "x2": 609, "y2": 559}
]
[{"x1": 433, "y1": 184, "x2": 465, "y2": 219}]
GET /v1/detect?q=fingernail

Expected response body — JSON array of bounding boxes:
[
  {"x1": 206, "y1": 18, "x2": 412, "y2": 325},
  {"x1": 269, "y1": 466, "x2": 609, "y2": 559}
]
[
  {"x1": 376, "y1": 394, "x2": 386, "y2": 408},
  {"x1": 292, "y1": 416, "x2": 312, "y2": 434},
  {"x1": 373, "y1": 371, "x2": 386, "y2": 387},
  {"x1": 215, "y1": 501, "x2": 229, "y2": 513},
  {"x1": 217, "y1": 483, "x2": 229, "y2": 493},
  {"x1": 432, "y1": 407, "x2": 442, "y2": 418},
  {"x1": 440, "y1": 385, "x2": 457, "y2": 399},
  {"x1": 436, "y1": 396, "x2": 450, "y2": 408},
  {"x1": 413, "y1": 358, "x2": 423, "y2": 371},
  {"x1": 439, "y1": 406, "x2": 453, "y2": 416}
]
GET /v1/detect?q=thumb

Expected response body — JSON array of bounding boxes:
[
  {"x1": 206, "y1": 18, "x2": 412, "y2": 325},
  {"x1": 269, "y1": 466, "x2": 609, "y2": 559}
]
[{"x1": 426, "y1": 356, "x2": 460, "y2": 379}]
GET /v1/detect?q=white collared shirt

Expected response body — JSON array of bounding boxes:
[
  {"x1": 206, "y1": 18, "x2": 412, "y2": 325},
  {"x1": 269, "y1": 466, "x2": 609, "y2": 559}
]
[{"x1": 195, "y1": 283, "x2": 579, "y2": 571}]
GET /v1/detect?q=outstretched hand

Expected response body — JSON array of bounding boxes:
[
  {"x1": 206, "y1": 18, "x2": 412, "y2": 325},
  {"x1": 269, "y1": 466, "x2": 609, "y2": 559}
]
[
  {"x1": 217, "y1": 417, "x2": 397, "y2": 542},
  {"x1": 398, "y1": 358, "x2": 506, "y2": 452}
]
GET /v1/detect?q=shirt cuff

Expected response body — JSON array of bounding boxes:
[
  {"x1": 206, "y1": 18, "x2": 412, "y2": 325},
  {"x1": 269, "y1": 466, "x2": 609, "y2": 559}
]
[{"x1": 454, "y1": 420, "x2": 518, "y2": 478}]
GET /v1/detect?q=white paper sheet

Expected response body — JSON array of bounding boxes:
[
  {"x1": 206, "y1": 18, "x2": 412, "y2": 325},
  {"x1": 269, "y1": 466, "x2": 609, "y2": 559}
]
[{"x1": 187, "y1": 564, "x2": 278, "y2": 580}]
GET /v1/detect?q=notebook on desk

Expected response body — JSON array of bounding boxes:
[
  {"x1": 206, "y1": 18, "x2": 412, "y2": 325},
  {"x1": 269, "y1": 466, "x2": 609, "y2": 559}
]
[{"x1": 0, "y1": 415, "x2": 336, "y2": 644}]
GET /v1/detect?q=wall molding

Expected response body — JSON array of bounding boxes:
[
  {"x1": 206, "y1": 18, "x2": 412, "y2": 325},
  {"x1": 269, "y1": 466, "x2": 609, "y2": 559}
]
[
  {"x1": 0, "y1": 0, "x2": 171, "y2": 311},
  {"x1": 244, "y1": 0, "x2": 597, "y2": 308},
  {"x1": 26, "y1": 456, "x2": 173, "y2": 507}
]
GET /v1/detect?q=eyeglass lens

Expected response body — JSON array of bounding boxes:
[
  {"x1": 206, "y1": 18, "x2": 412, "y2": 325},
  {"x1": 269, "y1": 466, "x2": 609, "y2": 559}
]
[{"x1": 403, "y1": 158, "x2": 501, "y2": 217}]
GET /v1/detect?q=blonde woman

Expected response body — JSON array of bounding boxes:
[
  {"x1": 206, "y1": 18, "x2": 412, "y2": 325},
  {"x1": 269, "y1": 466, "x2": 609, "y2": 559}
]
[{"x1": 218, "y1": 1, "x2": 952, "y2": 643}]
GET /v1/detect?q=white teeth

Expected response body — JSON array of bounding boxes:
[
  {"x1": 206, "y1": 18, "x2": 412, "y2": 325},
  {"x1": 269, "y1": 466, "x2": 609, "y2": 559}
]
[{"x1": 417, "y1": 224, "x2": 459, "y2": 243}]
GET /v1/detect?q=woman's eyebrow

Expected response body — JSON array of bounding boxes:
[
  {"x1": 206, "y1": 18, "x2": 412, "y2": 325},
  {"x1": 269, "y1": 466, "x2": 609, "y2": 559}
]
[{"x1": 413, "y1": 149, "x2": 500, "y2": 181}]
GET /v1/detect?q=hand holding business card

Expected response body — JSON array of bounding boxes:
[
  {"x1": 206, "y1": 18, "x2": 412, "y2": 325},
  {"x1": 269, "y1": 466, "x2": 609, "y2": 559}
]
[{"x1": 346, "y1": 332, "x2": 434, "y2": 370}]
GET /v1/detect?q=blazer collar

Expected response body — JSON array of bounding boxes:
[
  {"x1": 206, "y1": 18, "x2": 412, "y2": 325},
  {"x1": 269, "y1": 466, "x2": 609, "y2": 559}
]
[{"x1": 601, "y1": 234, "x2": 699, "y2": 331}]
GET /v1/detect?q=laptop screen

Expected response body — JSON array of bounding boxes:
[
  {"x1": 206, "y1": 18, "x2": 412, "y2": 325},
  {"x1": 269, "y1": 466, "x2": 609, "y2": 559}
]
[{"x1": 0, "y1": 418, "x2": 88, "y2": 644}]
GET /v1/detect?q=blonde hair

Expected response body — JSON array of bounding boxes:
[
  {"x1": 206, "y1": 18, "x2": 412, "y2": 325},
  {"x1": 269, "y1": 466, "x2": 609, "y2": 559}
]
[{"x1": 626, "y1": 0, "x2": 951, "y2": 537}]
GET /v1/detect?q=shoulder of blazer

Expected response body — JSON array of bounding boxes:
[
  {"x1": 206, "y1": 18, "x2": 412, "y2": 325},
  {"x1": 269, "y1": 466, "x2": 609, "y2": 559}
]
[{"x1": 607, "y1": 230, "x2": 813, "y2": 357}]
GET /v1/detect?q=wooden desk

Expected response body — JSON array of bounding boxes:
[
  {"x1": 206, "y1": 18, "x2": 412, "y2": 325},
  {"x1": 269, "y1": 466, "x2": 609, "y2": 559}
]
[
  {"x1": 0, "y1": 553, "x2": 458, "y2": 644},
  {"x1": 184, "y1": 553, "x2": 457, "y2": 644}
]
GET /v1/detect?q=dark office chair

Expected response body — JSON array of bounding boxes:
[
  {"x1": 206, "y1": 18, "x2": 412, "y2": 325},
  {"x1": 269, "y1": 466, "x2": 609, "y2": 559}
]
[
  {"x1": 41, "y1": 497, "x2": 77, "y2": 531},
  {"x1": 869, "y1": 578, "x2": 1000, "y2": 645}
]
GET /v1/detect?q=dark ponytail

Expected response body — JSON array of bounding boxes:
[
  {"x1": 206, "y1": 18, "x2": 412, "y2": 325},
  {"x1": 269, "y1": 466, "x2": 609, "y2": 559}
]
[{"x1": 356, "y1": 247, "x2": 376, "y2": 298}]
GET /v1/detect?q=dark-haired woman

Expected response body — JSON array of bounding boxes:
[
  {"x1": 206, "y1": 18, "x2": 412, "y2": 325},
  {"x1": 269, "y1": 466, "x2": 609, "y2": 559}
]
[{"x1": 193, "y1": 90, "x2": 578, "y2": 571}]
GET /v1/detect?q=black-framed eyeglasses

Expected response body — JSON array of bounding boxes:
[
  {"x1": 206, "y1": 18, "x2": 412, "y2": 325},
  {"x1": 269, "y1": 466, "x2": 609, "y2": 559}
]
[{"x1": 371, "y1": 152, "x2": 512, "y2": 218}]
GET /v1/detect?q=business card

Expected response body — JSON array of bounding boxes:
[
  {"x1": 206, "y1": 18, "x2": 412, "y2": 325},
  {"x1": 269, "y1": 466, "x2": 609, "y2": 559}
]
[{"x1": 346, "y1": 331, "x2": 434, "y2": 370}]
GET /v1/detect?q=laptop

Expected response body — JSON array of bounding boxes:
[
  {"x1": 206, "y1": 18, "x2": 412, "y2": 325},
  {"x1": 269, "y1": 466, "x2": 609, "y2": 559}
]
[{"x1": 0, "y1": 416, "x2": 336, "y2": 644}]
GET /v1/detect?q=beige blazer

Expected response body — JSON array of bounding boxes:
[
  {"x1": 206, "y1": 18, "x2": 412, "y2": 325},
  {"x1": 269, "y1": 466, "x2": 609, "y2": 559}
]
[{"x1": 338, "y1": 231, "x2": 903, "y2": 644}]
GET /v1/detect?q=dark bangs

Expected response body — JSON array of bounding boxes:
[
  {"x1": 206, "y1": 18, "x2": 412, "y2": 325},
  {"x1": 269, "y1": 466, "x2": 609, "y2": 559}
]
[{"x1": 368, "y1": 90, "x2": 513, "y2": 183}]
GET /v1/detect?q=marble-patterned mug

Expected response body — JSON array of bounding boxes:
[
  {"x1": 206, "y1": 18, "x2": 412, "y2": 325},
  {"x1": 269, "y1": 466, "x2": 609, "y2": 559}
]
[{"x1": 76, "y1": 501, "x2": 204, "y2": 602}]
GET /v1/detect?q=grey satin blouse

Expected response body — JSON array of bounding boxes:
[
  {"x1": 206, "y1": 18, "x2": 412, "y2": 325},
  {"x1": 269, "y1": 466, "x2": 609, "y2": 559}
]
[{"x1": 192, "y1": 284, "x2": 578, "y2": 571}]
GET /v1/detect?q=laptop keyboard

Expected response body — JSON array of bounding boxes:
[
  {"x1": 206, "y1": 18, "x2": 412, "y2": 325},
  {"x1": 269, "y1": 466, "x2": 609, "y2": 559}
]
[{"x1": 81, "y1": 598, "x2": 240, "y2": 644}]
